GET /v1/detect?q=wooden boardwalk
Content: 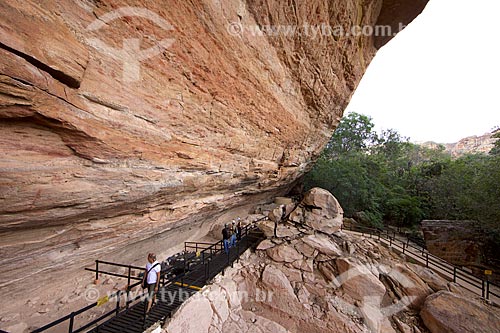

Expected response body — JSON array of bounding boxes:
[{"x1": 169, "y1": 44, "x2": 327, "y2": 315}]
[{"x1": 89, "y1": 228, "x2": 263, "y2": 333}]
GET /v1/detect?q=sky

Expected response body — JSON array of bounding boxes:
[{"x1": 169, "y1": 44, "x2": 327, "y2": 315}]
[{"x1": 345, "y1": 0, "x2": 500, "y2": 143}]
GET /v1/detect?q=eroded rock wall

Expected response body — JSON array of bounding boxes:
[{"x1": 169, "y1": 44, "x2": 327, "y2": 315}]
[
  {"x1": 421, "y1": 220, "x2": 499, "y2": 283},
  {"x1": 0, "y1": 0, "x2": 427, "y2": 315}
]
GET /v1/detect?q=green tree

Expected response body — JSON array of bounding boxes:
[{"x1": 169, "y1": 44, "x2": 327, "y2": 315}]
[
  {"x1": 489, "y1": 130, "x2": 500, "y2": 156},
  {"x1": 324, "y1": 112, "x2": 376, "y2": 157},
  {"x1": 307, "y1": 112, "x2": 406, "y2": 227}
]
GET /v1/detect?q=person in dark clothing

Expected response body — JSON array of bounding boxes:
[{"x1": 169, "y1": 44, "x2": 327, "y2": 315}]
[
  {"x1": 222, "y1": 224, "x2": 230, "y2": 254},
  {"x1": 236, "y1": 220, "x2": 242, "y2": 241}
]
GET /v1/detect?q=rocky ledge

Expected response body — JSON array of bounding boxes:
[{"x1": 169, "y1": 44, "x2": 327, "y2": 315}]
[{"x1": 163, "y1": 189, "x2": 500, "y2": 333}]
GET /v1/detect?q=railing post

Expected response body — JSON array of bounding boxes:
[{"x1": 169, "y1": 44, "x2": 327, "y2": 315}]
[
  {"x1": 204, "y1": 260, "x2": 208, "y2": 282},
  {"x1": 482, "y1": 279, "x2": 485, "y2": 298},
  {"x1": 126, "y1": 265, "x2": 131, "y2": 309},
  {"x1": 95, "y1": 260, "x2": 99, "y2": 282},
  {"x1": 402, "y1": 243, "x2": 405, "y2": 254},
  {"x1": 389, "y1": 236, "x2": 392, "y2": 247},
  {"x1": 486, "y1": 280, "x2": 490, "y2": 300},
  {"x1": 68, "y1": 313, "x2": 75, "y2": 333},
  {"x1": 453, "y1": 267, "x2": 457, "y2": 283},
  {"x1": 127, "y1": 266, "x2": 131, "y2": 289},
  {"x1": 116, "y1": 290, "x2": 121, "y2": 315},
  {"x1": 182, "y1": 251, "x2": 186, "y2": 286},
  {"x1": 236, "y1": 241, "x2": 240, "y2": 264},
  {"x1": 426, "y1": 253, "x2": 429, "y2": 268}
]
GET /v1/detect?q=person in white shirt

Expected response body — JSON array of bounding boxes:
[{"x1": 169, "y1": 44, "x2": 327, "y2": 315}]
[{"x1": 143, "y1": 253, "x2": 161, "y2": 316}]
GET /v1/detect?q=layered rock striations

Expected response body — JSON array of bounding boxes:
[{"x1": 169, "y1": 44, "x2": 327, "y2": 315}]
[{"x1": 0, "y1": 0, "x2": 427, "y2": 318}]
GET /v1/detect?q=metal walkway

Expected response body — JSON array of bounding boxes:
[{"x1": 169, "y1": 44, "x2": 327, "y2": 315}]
[
  {"x1": 86, "y1": 226, "x2": 264, "y2": 333},
  {"x1": 88, "y1": 284, "x2": 196, "y2": 333}
]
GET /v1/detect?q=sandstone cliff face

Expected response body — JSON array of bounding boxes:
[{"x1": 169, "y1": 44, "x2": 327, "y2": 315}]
[
  {"x1": 420, "y1": 130, "x2": 499, "y2": 157},
  {"x1": 0, "y1": 0, "x2": 427, "y2": 316},
  {"x1": 444, "y1": 131, "x2": 498, "y2": 157}
]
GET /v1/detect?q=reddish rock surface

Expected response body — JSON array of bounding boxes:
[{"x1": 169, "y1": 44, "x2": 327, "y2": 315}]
[
  {"x1": 421, "y1": 220, "x2": 499, "y2": 282},
  {"x1": 290, "y1": 187, "x2": 344, "y2": 234},
  {"x1": 0, "y1": 0, "x2": 427, "y2": 325},
  {"x1": 420, "y1": 291, "x2": 500, "y2": 333}
]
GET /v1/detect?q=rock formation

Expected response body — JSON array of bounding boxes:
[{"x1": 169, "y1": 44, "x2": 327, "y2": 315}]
[
  {"x1": 421, "y1": 220, "x2": 484, "y2": 267},
  {"x1": 163, "y1": 190, "x2": 500, "y2": 333},
  {"x1": 421, "y1": 220, "x2": 499, "y2": 283},
  {"x1": 0, "y1": 0, "x2": 428, "y2": 322},
  {"x1": 420, "y1": 129, "x2": 499, "y2": 157},
  {"x1": 444, "y1": 130, "x2": 498, "y2": 157},
  {"x1": 420, "y1": 291, "x2": 500, "y2": 333}
]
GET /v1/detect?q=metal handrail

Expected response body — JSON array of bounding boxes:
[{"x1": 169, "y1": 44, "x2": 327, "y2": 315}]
[
  {"x1": 33, "y1": 258, "x2": 185, "y2": 332},
  {"x1": 33, "y1": 218, "x2": 265, "y2": 332},
  {"x1": 341, "y1": 223, "x2": 499, "y2": 302}
]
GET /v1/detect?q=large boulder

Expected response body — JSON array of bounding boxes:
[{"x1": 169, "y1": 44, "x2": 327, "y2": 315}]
[
  {"x1": 301, "y1": 234, "x2": 343, "y2": 257},
  {"x1": 257, "y1": 219, "x2": 301, "y2": 238},
  {"x1": 335, "y1": 257, "x2": 386, "y2": 303},
  {"x1": 421, "y1": 220, "x2": 498, "y2": 283},
  {"x1": 290, "y1": 188, "x2": 343, "y2": 234},
  {"x1": 382, "y1": 264, "x2": 434, "y2": 310},
  {"x1": 420, "y1": 291, "x2": 500, "y2": 333},
  {"x1": 406, "y1": 263, "x2": 449, "y2": 292},
  {"x1": 266, "y1": 243, "x2": 303, "y2": 263},
  {"x1": 268, "y1": 205, "x2": 286, "y2": 223}
]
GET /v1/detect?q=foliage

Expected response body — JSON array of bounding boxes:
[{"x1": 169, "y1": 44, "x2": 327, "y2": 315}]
[
  {"x1": 305, "y1": 112, "x2": 500, "y2": 236},
  {"x1": 324, "y1": 112, "x2": 376, "y2": 157},
  {"x1": 489, "y1": 130, "x2": 500, "y2": 156}
]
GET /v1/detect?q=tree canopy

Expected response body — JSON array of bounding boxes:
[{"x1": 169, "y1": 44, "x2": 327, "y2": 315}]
[{"x1": 305, "y1": 112, "x2": 500, "y2": 239}]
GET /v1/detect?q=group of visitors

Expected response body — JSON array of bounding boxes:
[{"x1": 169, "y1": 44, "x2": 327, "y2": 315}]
[
  {"x1": 140, "y1": 218, "x2": 245, "y2": 321},
  {"x1": 222, "y1": 218, "x2": 242, "y2": 254}
]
